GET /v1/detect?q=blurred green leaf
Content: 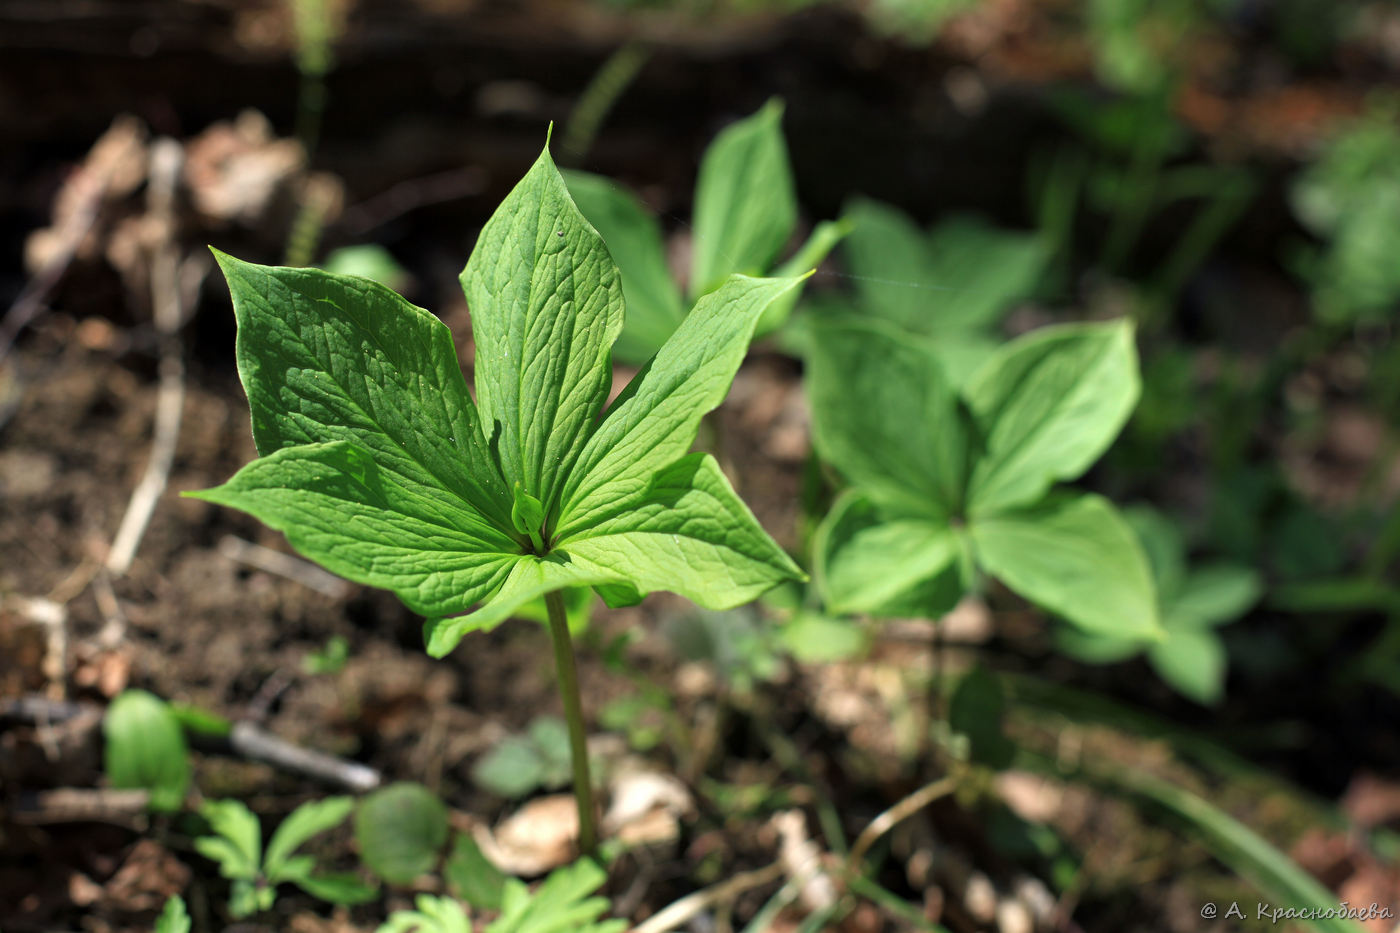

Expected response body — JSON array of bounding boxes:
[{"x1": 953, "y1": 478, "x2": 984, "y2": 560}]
[
  {"x1": 690, "y1": 98, "x2": 796, "y2": 296},
  {"x1": 356, "y1": 783, "x2": 450, "y2": 884},
  {"x1": 321, "y1": 244, "x2": 409, "y2": 291},
  {"x1": 104, "y1": 690, "x2": 190, "y2": 812},
  {"x1": 265, "y1": 796, "x2": 354, "y2": 881},
  {"x1": 153, "y1": 896, "x2": 190, "y2": 933},
  {"x1": 965, "y1": 320, "x2": 1141, "y2": 516},
  {"x1": 972, "y1": 492, "x2": 1161, "y2": 640},
  {"x1": 949, "y1": 667, "x2": 1015, "y2": 769},
  {"x1": 564, "y1": 170, "x2": 685, "y2": 364},
  {"x1": 445, "y1": 833, "x2": 507, "y2": 911},
  {"x1": 1148, "y1": 627, "x2": 1226, "y2": 705}
]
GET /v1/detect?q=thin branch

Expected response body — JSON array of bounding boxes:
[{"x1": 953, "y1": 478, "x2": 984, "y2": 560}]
[
  {"x1": 845, "y1": 775, "x2": 958, "y2": 879},
  {"x1": 217, "y1": 535, "x2": 350, "y2": 598},
  {"x1": 106, "y1": 138, "x2": 194, "y2": 577},
  {"x1": 631, "y1": 861, "x2": 786, "y2": 933},
  {"x1": 228, "y1": 721, "x2": 381, "y2": 792}
]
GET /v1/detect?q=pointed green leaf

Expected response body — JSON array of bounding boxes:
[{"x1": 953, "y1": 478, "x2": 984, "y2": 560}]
[
  {"x1": 291, "y1": 872, "x2": 379, "y2": 906},
  {"x1": 1148, "y1": 628, "x2": 1227, "y2": 705},
  {"x1": 196, "y1": 799, "x2": 262, "y2": 881},
  {"x1": 265, "y1": 796, "x2": 354, "y2": 881},
  {"x1": 1122, "y1": 504, "x2": 1187, "y2": 599},
  {"x1": 806, "y1": 314, "x2": 968, "y2": 516},
  {"x1": 445, "y1": 833, "x2": 508, "y2": 910},
  {"x1": 1166, "y1": 565, "x2": 1261, "y2": 629},
  {"x1": 840, "y1": 198, "x2": 932, "y2": 329},
  {"x1": 154, "y1": 896, "x2": 191, "y2": 933},
  {"x1": 923, "y1": 215, "x2": 1046, "y2": 331},
  {"x1": 1053, "y1": 624, "x2": 1146, "y2": 664},
  {"x1": 559, "y1": 453, "x2": 803, "y2": 609},
  {"x1": 970, "y1": 492, "x2": 1161, "y2": 639},
  {"x1": 558, "y1": 273, "x2": 806, "y2": 535},
  {"x1": 690, "y1": 98, "x2": 797, "y2": 297},
  {"x1": 189, "y1": 441, "x2": 521, "y2": 619},
  {"x1": 423, "y1": 555, "x2": 617, "y2": 658},
  {"x1": 841, "y1": 199, "x2": 1045, "y2": 334},
  {"x1": 212, "y1": 253, "x2": 512, "y2": 534},
  {"x1": 461, "y1": 143, "x2": 624, "y2": 515},
  {"x1": 965, "y1": 320, "x2": 1140, "y2": 516},
  {"x1": 564, "y1": 170, "x2": 686, "y2": 365},
  {"x1": 814, "y1": 491, "x2": 964, "y2": 617},
  {"x1": 758, "y1": 218, "x2": 851, "y2": 334}
]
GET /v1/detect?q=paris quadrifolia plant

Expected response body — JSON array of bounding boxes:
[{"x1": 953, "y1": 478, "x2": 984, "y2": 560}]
[{"x1": 187, "y1": 131, "x2": 808, "y2": 859}]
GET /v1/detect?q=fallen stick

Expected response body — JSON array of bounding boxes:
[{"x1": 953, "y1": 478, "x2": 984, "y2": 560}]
[
  {"x1": 630, "y1": 861, "x2": 786, "y2": 933},
  {"x1": 0, "y1": 694, "x2": 382, "y2": 792},
  {"x1": 12, "y1": 787, "x2": 150, "y2": 827},
  {"x1": 229, "y1": 720, "x2": 381, "y2": 792},
  {"x1": 218, "y1": 534, "x2": 351, "y2": 598},
  {"x1": 106, "y1": 138, "x2": 191, "y2": 577},
  {"x1": 845, "y1": 774, "x2": 958, "y2": 879}
]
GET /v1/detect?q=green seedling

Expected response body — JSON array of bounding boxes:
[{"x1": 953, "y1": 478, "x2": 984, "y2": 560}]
[
  {"x1": 471, "y1": 716, "x2": 574, "y2": 800},
  {"x1": 444, "y1": 834, "x2": 508, "y2": 910},
  {"x1": 1057, "y1": 506, "x2": 1262, "y2": 705},
  {"x1": 190, "y1": 134, "x2": 807, "y2": 858},
  {"x1": 378, "y1": 857, "x2": 623, "y2": 933},
  {"x1": 804, "y1": 197, "x2": 1046, "y2": 386},
  {"x1": 355, "y1": 782, "x2": 450, "y2": 884},
  {"x1": 195, "y1": 796, "x2": 376, "y2": 918},
  {"x1": 807, "y1": 315, "x2": 1162, "y2": 640},
  {"x1": 302, "y1": 634, "x2": 350, "y2": 675},
  {"x1": 104, "y1": 689, "x2": 191, "y2": 812},
  {"x1": 153, "y1": 895, "x2": 190, "y2": 933},
  {"x1": 1290, "y1": 100, "x2": 1400, "y2": 324},
  {"x1": 566, "y1": 98, "x2": 845, "y2": 363}
]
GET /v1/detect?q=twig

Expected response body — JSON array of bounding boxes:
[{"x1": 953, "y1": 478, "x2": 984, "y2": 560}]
[
  {"x1": 245, "y1": 668, "x2": 295, "y2": 723},
  {"x1": 217, "y1": 535, "x2": 351, "y2": 598},
  {"x1": 845, "y1": 775, "x2": 958, "y2": 879},
  {"x1": 90, "y1": 570, "x2": 128, "y2": 647},
  {"x1": 338, "y1": 167, "x2": 488, "y2": 236},
  {"x1": 0, "y1": 695, "x2": 381, "y2": 792},
  {"x1": 13, "y1": 788, "x2": 150, "y2": 827},
  {"x1": 106, "y1": 138, "x2": 192, "y2": 577},
  {"x1": 0, "y1": 159, "x2": 108, "y2": 365},
  {"x1": 630, "y1": 861, "x2": 786, "y2": 933},
  {"x1": 229, "y1": 721, "x2": 381, "y2": 792}
]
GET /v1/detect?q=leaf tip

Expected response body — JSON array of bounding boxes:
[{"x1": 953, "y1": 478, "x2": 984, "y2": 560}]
[{"x1": 422, "y1": 618, "x2": 460, "y2": 659}]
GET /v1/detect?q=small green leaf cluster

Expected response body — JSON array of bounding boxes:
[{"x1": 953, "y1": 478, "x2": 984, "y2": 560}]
[
  {"x1": 471, "y1": 717, "x2": 574, "y2": 799},
  {"x1": 194, "y1": 796, "x2": 375, "y2": 917},
  {"x1": 806, "y1": 197, "x2": 1046, "y2": 386},
  {"x1": 190, "y1": 138, "x2": 808, "y2": 658},
  {"x1": 153, "y1": 895, "x2": 191, "y2": 933},
  {"x1": 566, "y1": 98, "x2": 845, "y2": 363},
  {"x1": 378, "y1": 858, "x2": 623, "y2": 933},
  {"x1": 1057, "y1": 506, "x2": 1261, "y2": 704},
  {"x1": 808, "y1": 314, "x2": 1162, "y2": 641},
  {"x1": 1290, "y1": 101, "x2": 1400, "y2": 324},
  {"x1": 302, "y1": 634, "x2": 350, "y2": 675}
]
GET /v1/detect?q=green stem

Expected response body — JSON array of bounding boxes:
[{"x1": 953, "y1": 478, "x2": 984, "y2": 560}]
[{"x1": 545, "y1": 589, "x2": 599, "y2": 859}]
